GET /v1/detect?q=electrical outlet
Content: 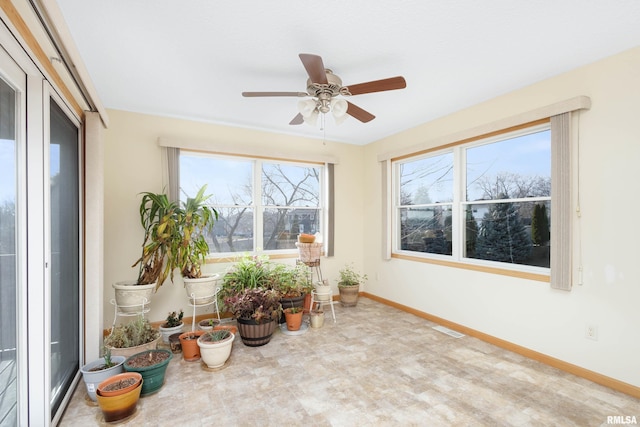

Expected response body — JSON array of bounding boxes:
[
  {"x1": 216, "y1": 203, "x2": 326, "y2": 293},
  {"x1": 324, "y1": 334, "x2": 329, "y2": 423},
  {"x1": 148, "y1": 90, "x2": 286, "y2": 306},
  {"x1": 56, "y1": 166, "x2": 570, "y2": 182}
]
[{"x1": 585, "y1": 324, "x2": 598, "y2": 341}]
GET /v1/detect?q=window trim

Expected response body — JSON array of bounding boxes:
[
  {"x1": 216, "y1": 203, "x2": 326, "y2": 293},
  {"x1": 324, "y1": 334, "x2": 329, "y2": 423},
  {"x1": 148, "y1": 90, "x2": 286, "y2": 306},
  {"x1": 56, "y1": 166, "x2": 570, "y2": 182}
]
[
  {"x1": 391, "y1": 120, "x2": 553, "y2": 281},
  {"x1": 178, "y1": 149, "x2": 328, "y2": 259}
]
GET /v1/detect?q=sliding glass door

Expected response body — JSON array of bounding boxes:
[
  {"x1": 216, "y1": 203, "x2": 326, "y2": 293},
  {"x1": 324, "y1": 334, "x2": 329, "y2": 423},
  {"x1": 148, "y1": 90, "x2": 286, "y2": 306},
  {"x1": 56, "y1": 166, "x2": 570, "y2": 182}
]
[
  {"x1": 48, "y1": 99, "x2": 80, "y2": 416},
  {"x1": 0, "y1": 61, "x2": 19, "y2": 427}
]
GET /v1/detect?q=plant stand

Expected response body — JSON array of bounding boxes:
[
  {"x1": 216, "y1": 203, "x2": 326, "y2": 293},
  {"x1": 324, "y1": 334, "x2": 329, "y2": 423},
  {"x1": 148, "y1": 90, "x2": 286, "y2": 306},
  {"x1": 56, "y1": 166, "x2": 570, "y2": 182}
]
[
  {"x1": 109, "y1": 298, "x2": 150, "y2": 334},
  {"x1": 188, "y1": 286, "x2": 221, "y2": 332}
]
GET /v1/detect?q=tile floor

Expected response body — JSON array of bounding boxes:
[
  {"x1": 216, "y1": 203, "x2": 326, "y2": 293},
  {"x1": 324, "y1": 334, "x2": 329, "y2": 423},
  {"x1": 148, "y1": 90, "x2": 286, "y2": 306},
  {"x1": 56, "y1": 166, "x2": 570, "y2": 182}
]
[{"x1": 59, "y1": 297, "x2": 639, "y2": 426}]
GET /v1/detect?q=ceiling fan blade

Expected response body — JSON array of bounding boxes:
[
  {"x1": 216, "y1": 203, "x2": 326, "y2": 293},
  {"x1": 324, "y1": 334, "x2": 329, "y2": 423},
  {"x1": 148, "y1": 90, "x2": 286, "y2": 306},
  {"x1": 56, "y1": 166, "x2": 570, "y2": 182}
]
[
  {"x1": 344, "y1": 76, "x2": 407, "y2": 96},
  {"x1": 242, "y1": 91, "x2": 308, "y2": 97},
  {"x1": 346, "y1": 101, "x2": 375, "y2": 123},
  {"x1": 289, "y1": 113, "x2": 304, "y2": 125},
  {"x1": 299, "y1": 53, "x2": 328, "y2": 85}
]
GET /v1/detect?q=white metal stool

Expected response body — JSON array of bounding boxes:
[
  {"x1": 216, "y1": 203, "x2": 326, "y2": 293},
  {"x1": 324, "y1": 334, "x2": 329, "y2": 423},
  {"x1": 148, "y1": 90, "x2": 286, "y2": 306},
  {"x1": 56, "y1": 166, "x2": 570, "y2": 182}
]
[{"x1": 309, "y1": 289, "x2": 336, "y2": 323}]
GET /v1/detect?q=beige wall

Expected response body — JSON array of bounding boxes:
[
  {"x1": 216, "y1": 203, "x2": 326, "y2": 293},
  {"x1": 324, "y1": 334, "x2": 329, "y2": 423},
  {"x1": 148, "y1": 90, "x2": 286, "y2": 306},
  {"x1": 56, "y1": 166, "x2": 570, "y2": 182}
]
[
  {"x1": 103, "y1": 111, "x2": 365, "y2": 327},
  {"x1": 363, "y1": 46, "x2": 640, "y2": 387},
  {"x1": 104, "y1": 46, "x2": 640, "y2": 389}
]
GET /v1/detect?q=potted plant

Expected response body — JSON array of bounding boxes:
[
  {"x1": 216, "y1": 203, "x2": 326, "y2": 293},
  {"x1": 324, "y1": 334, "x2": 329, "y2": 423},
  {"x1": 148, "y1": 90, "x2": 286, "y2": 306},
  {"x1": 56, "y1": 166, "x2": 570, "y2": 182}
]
[
  {"x1": 197, "y1": 329, "x2": 234, "y2": 369},
  {"x1": 79, "y1": 347, "x2": 126, "y2": 402},
  {"x1": 95, "y1": 372, "x2": 143, "y2": 423},
  {"x1": 337, "y1": 263, "x2": 367, "y2": 307},
  {"x1": 283, "y1": 306, "x2": 304, "y2": 331},
  {"x1": 220, "y1": 255, "x2": 283, "y2": 347},
  {"x1": 113, "y1": 191, "x2": 179, "y2": 312},
  {"x1": 178, "y1": 330, "x2": 205, "y2": 361},
  {"x1": 223, "y1": 288, "x2": 282, "y2": 347},
  {"x1": 172, "y1": 185, "x2": 220, "y2": 305},
  {"x1": 123, "y1": 349, "x2": 173, "y2": 396},
  {"x1": 104, "y1": 316, "x2": 161, "y2": 358},
  {"x1": 96, "y1": 372, "x2": 142, "y2": 397},
  {"x1": 198, "y1": 318, "x2": 219, "y2": 331},
  {"x1": 269, "y1": 262, "x2": 309, "y2": 323},
  {"x1": 159, "y1": 309, "x2": 184, "y2": 343},
  {"x1": 309, "y1": 309, "x2": 325, "y2": 328}
]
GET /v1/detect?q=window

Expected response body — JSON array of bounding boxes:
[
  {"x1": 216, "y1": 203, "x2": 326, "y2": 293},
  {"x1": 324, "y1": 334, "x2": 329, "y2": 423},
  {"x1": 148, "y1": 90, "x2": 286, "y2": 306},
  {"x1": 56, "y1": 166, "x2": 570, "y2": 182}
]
[
  {"x1": 180, "y1": 151, "x2": 324, "y2": 255},
  {"x1": 394, "y1": 123, "x2": 551, "y2": 271}
]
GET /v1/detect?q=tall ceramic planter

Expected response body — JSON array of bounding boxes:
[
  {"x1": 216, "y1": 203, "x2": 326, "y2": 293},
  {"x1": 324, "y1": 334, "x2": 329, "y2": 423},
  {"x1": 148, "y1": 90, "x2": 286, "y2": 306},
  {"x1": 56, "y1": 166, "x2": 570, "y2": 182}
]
[
  {"x1": 197, "y1": 332, "x2": 235, "y2": 368},
  {"x1": 96, "y1": 372, "x2": 142, "y2": 397},
  {"x1": 124, "y1": 349, "x2": 173, "y2": 396},
  {"x1": 159, "y1": 322, "x2": 184, "y2": 344},
  {"x1": 184, "y1": 274, "x2": 219, "y2": 305},
  {"x1": 236, "y1": 317, "x2": 277, "y2": 347},
  {"x1": 80, "y1": 356, "x2": 126, "y2": 402},
  {"x1": 112, "y1": 281, "x2": 155, "y2": 313}
]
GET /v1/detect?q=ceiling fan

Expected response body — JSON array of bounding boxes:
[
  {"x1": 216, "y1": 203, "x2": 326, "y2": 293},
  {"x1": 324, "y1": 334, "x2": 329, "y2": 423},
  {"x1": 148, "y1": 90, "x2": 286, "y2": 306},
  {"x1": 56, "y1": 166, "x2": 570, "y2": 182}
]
[{"x1": 242, "y1": 53, "x2": 406, "y2": 126}]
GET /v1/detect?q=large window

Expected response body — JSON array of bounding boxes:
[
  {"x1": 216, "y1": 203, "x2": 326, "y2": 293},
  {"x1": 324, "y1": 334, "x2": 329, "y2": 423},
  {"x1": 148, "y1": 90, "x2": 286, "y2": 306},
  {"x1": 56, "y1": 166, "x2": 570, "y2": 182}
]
[
  {"x1": 394, "y1": 123, "x2": 551, "y2": 271},
  {"x1": 180, "y1": 152, "x2": 323, "y2": 255}
]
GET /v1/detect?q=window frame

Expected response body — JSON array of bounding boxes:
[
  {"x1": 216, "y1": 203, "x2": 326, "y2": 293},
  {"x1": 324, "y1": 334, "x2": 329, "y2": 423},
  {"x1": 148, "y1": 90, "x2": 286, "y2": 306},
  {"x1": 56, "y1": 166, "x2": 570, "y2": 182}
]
[
  {"x1": 179, "y1": 150, "x2": 326, "y2": 258},
  {"x1": 392, "y1": 120, "x2": 552, "y2": 278}
]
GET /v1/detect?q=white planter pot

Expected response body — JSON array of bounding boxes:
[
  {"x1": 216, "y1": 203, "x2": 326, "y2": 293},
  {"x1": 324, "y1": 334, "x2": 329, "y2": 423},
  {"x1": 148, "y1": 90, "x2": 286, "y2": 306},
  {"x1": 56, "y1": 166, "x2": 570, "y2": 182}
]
[
  {"x1": 79, "y1": 356, "x2": 126, "y2": 402},
  {"x1": 112, "y1": 281, "x2": 156, "y2": 313},
  {"x1": 184, "y1": 274, "x2": 220, "y2": 305},
  {"x1": 310, "y1": 310, "x2": 325, "y2": 328},
  {"x1": 159, "y1": 322, "x2": 184, "y2": 344},
  {"x1": 107, "y1": 336, "x2": 160, "y2": 358},
  {"x1": 313, "y1": 282, "x2": 332, "y2": 303},
  {"x1": 197, "y1": 332, "x2": 234, "y2": 369}
]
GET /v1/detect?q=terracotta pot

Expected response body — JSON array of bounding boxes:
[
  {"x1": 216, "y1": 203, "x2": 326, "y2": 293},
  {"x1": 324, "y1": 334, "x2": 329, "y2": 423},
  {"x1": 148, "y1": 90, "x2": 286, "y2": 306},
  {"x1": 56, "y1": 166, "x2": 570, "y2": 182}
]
[
  {"x1": 213, "y1": 324, "x2": 238, "y2": 336},
  {"x1": 124, "y1": 349, "x2": 173, "y2": 396},
  {"x1": 197, "y1": 331, "x2": 235, "y2": 368},
  {"x1": 95, "y1": 379, "x2": 142, "y2": 422},
  {"x1": 284, "y1": 308, "x2": 303, "y2": 331},
  {"x1": 80, "y1": 356, "x2": 126, "y2": 402},
  {"x1": 303, "y1": 293, "x2": 312, "y2": 314},
  {"x1": 236, "y1": 317, "x2": 277, "y2": 347},
  {"x1": 179, "y1": 330, "x2": 205, "y2": 361},
  {"x1": 279, "y1": 294, "x2": 305, "y2": 323},
  {"x1": 338, "y1": 284, "x2": 360, "y2": 307},
  {"x1": 97, "y1": 372, "x2": 142, "y2": 397}
]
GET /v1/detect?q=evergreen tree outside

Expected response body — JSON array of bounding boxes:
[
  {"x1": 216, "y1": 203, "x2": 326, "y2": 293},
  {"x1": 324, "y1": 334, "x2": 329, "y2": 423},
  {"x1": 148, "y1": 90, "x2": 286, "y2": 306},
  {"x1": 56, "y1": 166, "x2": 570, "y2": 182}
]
[
  {"x1": 531, "y1": 203, "x2": 550, "y2": 246},
  {"x1": 475, "y1": 199, "x2": 532, "y2": 264},
  {"x1": 465, "y1": 206, "x2": 478, "y2": 257}
]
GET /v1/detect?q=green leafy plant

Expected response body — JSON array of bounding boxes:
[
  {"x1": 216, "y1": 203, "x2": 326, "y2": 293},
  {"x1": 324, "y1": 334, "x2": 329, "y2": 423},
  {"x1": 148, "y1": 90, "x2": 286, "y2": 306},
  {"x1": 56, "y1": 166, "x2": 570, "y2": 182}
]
[
  {"x1": 200, "y1": 330, "x2": 231, "y2": 343},
  {"x1": 102, "y1": 347, "x2": 114, "y2": 368},
  {"x1": 163, "y1": 309, "x2": 184, "y2": 328},
  {"x1": 220, "y1": 254, "x2": 272, "y2": 297},
  {"x1": 172, "y1": 185, "x2": 218, "y2": 279},
  {"x1": 104, "y1": 316, "x2": 160, "y2": 349},
  {"x1": 132, "y1": 191, "x2": 179, "y2": 289},
  {"x1": 337, "y1": 263, "x2": 368, "y2": 287}
]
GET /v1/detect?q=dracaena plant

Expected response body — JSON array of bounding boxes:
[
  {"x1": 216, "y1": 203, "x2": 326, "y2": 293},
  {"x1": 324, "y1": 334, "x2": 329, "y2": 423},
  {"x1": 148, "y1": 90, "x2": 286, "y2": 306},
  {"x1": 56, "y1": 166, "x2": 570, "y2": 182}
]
[
  {"x1": 132, "y1": 191, "x2": 179, "y2": 290},
  {"x1": 172, "y1": 185, "x2": 218, "y2": 280}
]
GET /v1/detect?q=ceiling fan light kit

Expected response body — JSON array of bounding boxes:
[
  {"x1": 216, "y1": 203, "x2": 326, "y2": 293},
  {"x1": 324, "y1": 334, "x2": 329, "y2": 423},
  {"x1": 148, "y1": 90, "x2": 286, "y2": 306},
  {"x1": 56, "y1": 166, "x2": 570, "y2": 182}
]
[{"x1": 242, "y1": 53, "x2": 406, "y2": 127}]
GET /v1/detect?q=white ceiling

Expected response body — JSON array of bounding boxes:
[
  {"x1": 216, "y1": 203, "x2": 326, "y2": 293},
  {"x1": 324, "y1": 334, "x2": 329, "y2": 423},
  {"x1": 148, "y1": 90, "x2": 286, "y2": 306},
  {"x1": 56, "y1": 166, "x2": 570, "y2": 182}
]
[{"x1": 56, "y1": 0, "x2": 640, "y2": 145}]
